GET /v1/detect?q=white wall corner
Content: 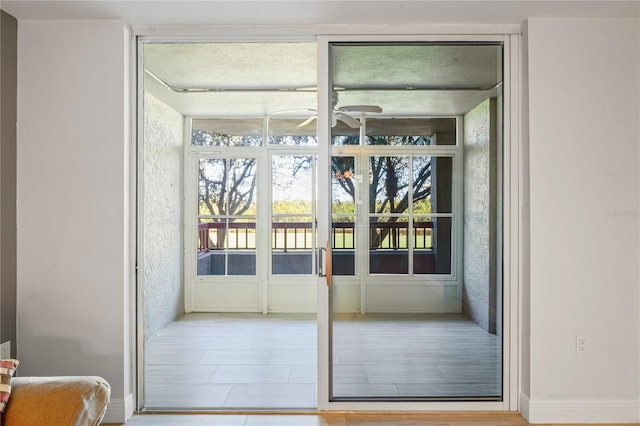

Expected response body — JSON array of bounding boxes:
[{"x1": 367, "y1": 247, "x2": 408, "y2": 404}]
[
  {"x1": 102, "y1": 393, "x2": 135, "y2": 424},
  {"x1": 524, "y1": 397, "x2": 640, "y2": 424},
  {"x1": 519, "y1": 392, "x2": 530, "y2": 421}
]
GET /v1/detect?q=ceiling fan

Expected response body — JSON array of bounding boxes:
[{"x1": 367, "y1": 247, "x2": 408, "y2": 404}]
[
  {"x1": 298, "y1": 104, "x2": 383, "y2": 128},
  {"x1": 276, "y1": 92, "x2": 382, "y2": 128}
]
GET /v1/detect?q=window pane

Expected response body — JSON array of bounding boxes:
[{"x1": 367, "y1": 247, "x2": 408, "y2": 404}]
[
  {"x1": 272, "y1": 216, "x2": 314, "y2": 275},
  {"x1": 416, "y1": 156, "x2": 453, "y2": 214},
  {"x1": 192, "y1": 118, "x2": 263, "y2": 147},
  {"x1": 369, "y1": 156, "x2": 409, "y2": 214},
  {"x1": 332, "y1": 215, "x2": 355, "y2": 276},
  {"x1": 271, "y1": 155, "x2": 315, "y2": 275},
  {"x1": 369, "y1": 216, "x2": 409, "y2": 274},
  {"x1": 272, "y1": 155, "x2": 313, "y2": 215},
  {"x1": 227, "y1": 218, "x2": 257, "y2": 276},
  {"x1": 413, "y1": 215, "x2": 436, "y2": 274},
  {"x1": 197, "y1": 156, "x2": 258, "y2": 277},
  {"x1": 268, "y1": 118, "x2": 317, "y2": 145},
  {"x1": 423, "y1": 216, "x2": 452, "y2": 274},
  {"x1": 199, "y1": 158, "x2": 257, "y2": 216},
  {"x1": 227, "y1": 218, "x2": 257, "y2": 250},
  {"x1": 365, "y1": 118, "x2": 456, "y2": 145},
  {"x1": 199, "y1": 159, "x2": 226, "y2": 215},
  {"x1": 196, "y1": 218, "x2": 257, "y2": 276},
  {"x1": 412, "y1": 216, "x2": 433, "y2": 250},
  {"x1": 332, "y1": 156, "x2": 356, "y2": 214},
  {"x1": 198, "y1": 158, "x2": 258, "y2": 216},
  {"x1": 331, "y1": 122, "x2": 359, "y2": 146}
]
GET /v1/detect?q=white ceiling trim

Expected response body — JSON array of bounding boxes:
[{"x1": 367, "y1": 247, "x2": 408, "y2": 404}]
[
  {"x1": 3, "y1": 1, "x2": 638, "y2": 27},
  {"x1": 133, "y1": 23, "x2": 522, "y2": 37}
]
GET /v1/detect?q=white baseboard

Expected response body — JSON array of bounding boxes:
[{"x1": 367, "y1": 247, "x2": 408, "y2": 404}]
[
  {"x1": 102, "y1": 393, "x2": 135, "y2": 424},
  {"x1": 521, "y1": 393, "x2": 640, "y2": 424}
]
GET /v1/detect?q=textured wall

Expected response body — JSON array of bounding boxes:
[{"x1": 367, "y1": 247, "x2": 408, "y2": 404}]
[
  {"x1": 143, "y1": 93, "x2": 184, "y2": 339},
  {"x1": 462, "y1": 97, "x2": 497, "y2": 333}
]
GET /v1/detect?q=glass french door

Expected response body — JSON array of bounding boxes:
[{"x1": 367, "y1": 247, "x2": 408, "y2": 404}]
[{"x1": 322, "y1": 40, "x2": 505, "y2": 404}]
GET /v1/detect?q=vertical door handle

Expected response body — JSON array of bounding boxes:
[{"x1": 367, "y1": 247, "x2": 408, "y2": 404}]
[
  {"x1": 318, "y1": 246, "x2": 326, "y2": 277},
  {"x1": 318, "y1": 241, "x2": 331, "y2": 287},
  {"x1": 324, "y1": 240, "x2": 331, "y2": 288}
]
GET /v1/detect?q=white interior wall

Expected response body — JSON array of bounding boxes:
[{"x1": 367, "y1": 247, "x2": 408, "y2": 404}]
[
  {"x1": 523, "y1": 17, "x2": 640, "y2": 423},
  {"x1": 11, "y1": 13, "x2": 640, "y2": 425},
  {"x1": 16, "y1": 19, "x2": 133, "y2": 423}
]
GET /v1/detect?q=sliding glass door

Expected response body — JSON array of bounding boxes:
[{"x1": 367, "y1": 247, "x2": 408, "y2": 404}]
[
  {"x1": 140, "y1": 35, "x2": 519, "y2": 412},
  {"x1": 324, "y1": 41, "x2": 504, "y2": 402}
]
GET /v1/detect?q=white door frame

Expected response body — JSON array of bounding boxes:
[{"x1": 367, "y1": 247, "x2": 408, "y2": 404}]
[
  {"x1": 135, "y1": 27, "x2": 522, "y2": 413},
  {"x1": 316, "y1": 33, "x2": 521, "y2": 412}
]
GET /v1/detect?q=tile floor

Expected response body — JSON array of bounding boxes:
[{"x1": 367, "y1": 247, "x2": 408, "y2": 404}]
[{"x1": 143, "y1": 313, "x2": 501, "y2": 410}]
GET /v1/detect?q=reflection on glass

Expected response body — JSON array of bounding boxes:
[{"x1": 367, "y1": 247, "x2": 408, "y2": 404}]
[
  {"x1": 192, "y1": 118, "x2": 263, "y2": 147},
  {"x1": 365, "y1": 118, "x2": 456, "y2": 145},
  {"x1": 366, "y1": 134, "x2": 430, "y2": 146},
  {"x1": 332, "y1": 156, "x2": 356, "y2": 276},
  {"x1": 332, "y1": 156, "x2": 356, "y2": 213},
  {"x1": 419, "y1": 156, "x2": 453, "y2": 214},
  {"x1": 271, "y1": 155, "x2": 315, "y2": 275},
  {"x1": 269, "y1": 118, "x2": 317, "y2": 145},
  {"x1": 330, "y1": 42, "x2": 503, "y2": 402},
  {"x1": 368, "y1": 216, "x2": 409, "y2": 275},
  {"x1": 369, "y1": 156, "x2": 409, "y2": 214},
  {"x1": 331, "y1": 122, "x2": 359, "y2": 146}
]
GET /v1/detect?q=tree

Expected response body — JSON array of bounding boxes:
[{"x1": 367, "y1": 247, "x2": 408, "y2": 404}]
[
  {"x1": 196, "y1": 131, "x2": 315, "y2": 249},
  {"x1": 332, "y1": 135, "x2": 433, "y2": 249},
  {"x1": 195, "y1": 131, "x2": 259, "y2": 248}
]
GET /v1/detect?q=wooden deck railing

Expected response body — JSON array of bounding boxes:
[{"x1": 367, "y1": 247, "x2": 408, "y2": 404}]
[{"x1": 198, "y1": 221, "x2": 433, "y2": 252}]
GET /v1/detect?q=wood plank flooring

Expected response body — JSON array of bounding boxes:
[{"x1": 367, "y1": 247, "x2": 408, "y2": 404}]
[
  {"x1": 105, "y1": 412, "x2": 624, "y2": 425},
  {"x1": 143, "y1": 313, "x2": 500, "y2": 410}
]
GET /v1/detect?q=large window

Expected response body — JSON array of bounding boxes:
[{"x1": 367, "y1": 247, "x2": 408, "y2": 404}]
[
  {"x1": 197, "y1": 157, "x2": 258, "y2": 276},
  {"x1": 271, "y1": 154, "x2": 317, "y2": 275},
  {"x1": 330, "y1": 118, "x2": 458, "y2": 277}
]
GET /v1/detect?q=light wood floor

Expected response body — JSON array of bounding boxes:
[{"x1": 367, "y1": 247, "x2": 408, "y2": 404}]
[
  {"x1": 143, "y1": 313, "x2": 500, "y2": 410},
  {"x1": 105, "y1": 412, "x2": 623, "y2": 425}
]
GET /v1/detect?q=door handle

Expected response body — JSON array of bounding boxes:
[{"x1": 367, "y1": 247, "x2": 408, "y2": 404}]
[
  {"x1": 318, "y1": 246, "x2": 326, "y2": 277},
  {"x1": 318, "y1": 240, "x2": 331, "y2": 287}
]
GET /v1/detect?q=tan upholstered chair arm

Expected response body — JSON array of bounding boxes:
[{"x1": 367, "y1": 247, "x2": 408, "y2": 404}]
[{"x1": 4, "y1": 376, "x2": 110, "y2": 426}]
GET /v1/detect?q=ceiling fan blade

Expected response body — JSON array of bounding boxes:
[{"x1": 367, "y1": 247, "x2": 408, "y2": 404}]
[
  {"x1": 270, "y1": 108, "x2": 317, "y2": 116},
  {"x1": 338, "y1": 105, "x2": 383, "y2": 113},
  {"x1": 297, "y1": 116, "x2": 317, "y2": 127},
  {"x1": 335, "y1": 112, "x2": 361, "y2": 128}
]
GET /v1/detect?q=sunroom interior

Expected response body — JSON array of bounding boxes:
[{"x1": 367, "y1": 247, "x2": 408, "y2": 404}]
[{"x1": 141, "y1": 40, "x2": 503, "y2": 410}]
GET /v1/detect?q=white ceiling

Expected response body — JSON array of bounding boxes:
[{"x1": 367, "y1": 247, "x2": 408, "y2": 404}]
[
  {"x1": 5, "y1": 0, "x2": 637, "y2": 119},
  {"x1": 2, "y1": 1, "x2": 639, "y2": 26},
  {"x1": 143, "y1": 42, "x2": 502, "y2": 117}
]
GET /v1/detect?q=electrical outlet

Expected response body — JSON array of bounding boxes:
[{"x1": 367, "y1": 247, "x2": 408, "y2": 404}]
[
  {"x1": 0, "y1": 341, "x2": 10, "y2": 359},
  {"x1": 576, "y1": 336, "x2": 587, "y2": 353}
]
